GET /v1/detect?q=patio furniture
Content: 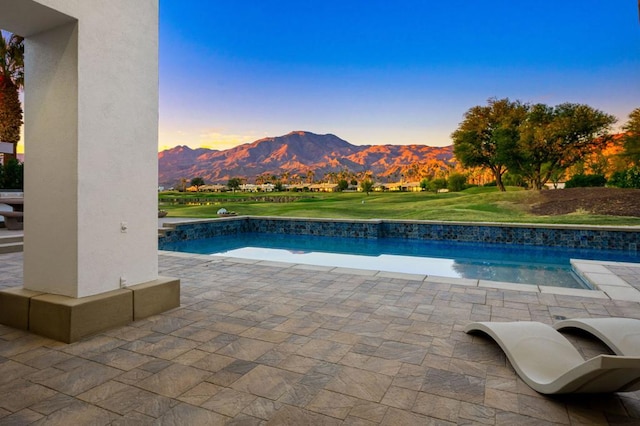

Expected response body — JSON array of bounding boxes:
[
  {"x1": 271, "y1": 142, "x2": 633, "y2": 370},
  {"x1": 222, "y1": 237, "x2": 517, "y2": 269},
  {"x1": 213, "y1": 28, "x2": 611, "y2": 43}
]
[
  {"x1": 464, "y1": 321, "x2": 640, "y2": 394},
  {"x1": 0, "y1": 197, "x2": 23, "y2": 230},
  {"x1": 554, "y1": 317, "x2": 640, "y2": 356}
]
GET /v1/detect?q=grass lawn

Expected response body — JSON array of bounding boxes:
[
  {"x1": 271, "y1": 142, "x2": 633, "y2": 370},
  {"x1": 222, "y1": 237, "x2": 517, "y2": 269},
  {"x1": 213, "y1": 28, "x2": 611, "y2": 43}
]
[{"x1": 159, "y1": 187, "x2": 640, "y2": 226}]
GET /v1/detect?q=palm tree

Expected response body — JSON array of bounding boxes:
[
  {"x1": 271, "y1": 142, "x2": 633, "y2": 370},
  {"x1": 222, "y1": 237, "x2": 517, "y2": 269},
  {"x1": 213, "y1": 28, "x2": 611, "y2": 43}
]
[{"x1": 0, "y1": 32, "x2": 24, "y2": 162}]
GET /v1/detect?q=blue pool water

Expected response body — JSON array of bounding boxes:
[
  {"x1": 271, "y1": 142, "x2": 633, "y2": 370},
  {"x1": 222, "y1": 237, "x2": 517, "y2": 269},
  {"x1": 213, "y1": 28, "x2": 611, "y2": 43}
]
[{"x1": 162, "y1": 233, "x2": 640, "y2": 289}]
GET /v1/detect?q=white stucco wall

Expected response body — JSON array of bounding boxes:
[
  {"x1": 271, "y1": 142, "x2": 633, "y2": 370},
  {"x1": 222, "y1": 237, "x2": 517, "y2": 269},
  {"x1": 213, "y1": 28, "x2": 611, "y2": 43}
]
[{"x1": 2, "y1": 0, "x2": 160, "y2": 297}]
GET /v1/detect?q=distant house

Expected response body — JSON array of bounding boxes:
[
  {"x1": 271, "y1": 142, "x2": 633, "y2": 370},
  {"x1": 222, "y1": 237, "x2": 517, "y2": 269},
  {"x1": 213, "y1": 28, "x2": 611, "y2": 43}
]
[
  {"x1": 309, "y1": 183, "x2": 338, "y2": 192},
  {"x1": 201, "y1": 184, "x2": 227, "y2": 192},
  {"x1": 383, "y1": 181, "x2": 423, "y2": 192}
]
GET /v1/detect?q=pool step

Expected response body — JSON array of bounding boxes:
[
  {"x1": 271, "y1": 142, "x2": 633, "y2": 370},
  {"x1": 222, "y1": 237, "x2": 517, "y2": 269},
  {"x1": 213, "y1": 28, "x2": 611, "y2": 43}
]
[{"x1": 0, "y1": 235, "x2": 23, "y2": 253}]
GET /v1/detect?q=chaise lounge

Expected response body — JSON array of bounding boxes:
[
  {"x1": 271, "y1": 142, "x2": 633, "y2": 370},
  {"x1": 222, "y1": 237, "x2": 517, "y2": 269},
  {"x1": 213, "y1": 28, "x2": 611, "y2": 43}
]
[
  {"x1": 554, "y1": 317, "x2": 640, "y2": 356},
  {"x1": 464, "y1": 321, "x2": 640, "y2": 394}
]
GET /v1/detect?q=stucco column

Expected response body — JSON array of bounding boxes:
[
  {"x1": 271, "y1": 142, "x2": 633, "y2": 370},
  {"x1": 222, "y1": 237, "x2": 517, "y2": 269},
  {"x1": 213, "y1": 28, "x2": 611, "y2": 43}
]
[
  {"x1": 0, "y1": 0, "x2": 178, "y2": 343},
  {"x1": 11, "y1": 0, "x2": 159, "y2": 298}
]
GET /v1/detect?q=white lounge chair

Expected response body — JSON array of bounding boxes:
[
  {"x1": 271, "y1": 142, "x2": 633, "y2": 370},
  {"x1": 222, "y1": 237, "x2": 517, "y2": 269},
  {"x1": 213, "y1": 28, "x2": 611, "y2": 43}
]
[
  {"x1": 464, "y1": 321, "x2": 640, "y2": 394},
  {"x1": 554, "y1": 317, "x2": 640, "y2": 356}
]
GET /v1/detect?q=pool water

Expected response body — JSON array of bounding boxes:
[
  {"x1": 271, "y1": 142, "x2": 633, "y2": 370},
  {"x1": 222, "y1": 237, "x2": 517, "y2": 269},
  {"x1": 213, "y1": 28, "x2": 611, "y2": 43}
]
[{"x1": 162, "y1": 233, "x2": 640, "y2": 289}]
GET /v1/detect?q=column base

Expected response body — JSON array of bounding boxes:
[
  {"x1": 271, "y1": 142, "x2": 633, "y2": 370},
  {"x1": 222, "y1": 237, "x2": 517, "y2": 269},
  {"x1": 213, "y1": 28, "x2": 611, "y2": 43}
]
[{"x1": 0, "y1": 277, "x2": 180, "y2": 343}]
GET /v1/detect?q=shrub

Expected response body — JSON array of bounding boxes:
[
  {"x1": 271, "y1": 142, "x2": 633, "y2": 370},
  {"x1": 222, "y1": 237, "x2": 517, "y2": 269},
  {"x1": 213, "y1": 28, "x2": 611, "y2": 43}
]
[
  {"x1": 0, "y1": 159, "x2": 23, "y2": 189},
  {"x1": 564, "y1": 174, "x2": 606, "y2": 188},
  {"x1": 608, "y1": 167, "x2": 640, "y2": 189},
  {"x1": 447, "y1": 173, "x2": 467, "y2": 192}
]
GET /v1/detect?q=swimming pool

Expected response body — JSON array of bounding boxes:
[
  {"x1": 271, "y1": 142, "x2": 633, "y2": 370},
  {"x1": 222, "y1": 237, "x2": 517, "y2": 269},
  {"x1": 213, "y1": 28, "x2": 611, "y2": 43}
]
[{"x1": 160, "y1": 232, "x2": 640, "y2": 289}]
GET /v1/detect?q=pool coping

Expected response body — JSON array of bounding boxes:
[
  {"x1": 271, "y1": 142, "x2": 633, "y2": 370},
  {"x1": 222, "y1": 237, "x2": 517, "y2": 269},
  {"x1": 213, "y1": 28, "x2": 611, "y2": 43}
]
[
  {"x1": 158, "y1": 250, "x2": 640, "y2": 302},
  {"x1": 161, "y1": 215, "x2": 640, "y2": 231}
]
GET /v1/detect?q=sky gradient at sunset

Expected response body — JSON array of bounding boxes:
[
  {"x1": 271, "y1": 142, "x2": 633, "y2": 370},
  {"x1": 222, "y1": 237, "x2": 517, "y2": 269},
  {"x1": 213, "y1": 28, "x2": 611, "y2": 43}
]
[{"x1": 159, "y1": 0, "x2": 639, "y2": 151}]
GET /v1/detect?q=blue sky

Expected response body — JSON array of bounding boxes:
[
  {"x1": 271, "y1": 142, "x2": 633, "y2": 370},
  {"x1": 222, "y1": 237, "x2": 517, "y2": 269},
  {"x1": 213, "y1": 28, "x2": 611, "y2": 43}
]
[{"x1": 158, "y1": 0, "x2": 640, "y2": 151}]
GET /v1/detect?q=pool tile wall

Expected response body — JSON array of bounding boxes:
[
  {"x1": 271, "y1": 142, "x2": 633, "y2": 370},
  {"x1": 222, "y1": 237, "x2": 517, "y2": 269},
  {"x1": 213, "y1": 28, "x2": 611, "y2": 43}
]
[{"x1": 159, "y1": 217, "x2": 640, "y2": 252}]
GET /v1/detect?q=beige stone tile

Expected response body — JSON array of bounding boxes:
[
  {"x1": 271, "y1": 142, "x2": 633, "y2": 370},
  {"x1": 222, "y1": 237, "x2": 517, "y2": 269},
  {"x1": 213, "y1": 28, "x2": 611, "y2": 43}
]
[
  {"x1": 326, "y1": 366, "x2": 392, "y2": 402},
  {"x1": 136, "y1": 364, "x2": 211, "y2": 398},
  {"x1": 278, "y1": 354, "x2": 320, "y2": 374},
  {"x1": 266, "y1": 404, "x2": 341, "y2": 425},
  {"x1": 0, "y1": 380, "x2": 57, "y2": 412},
  {"x1": 33, "y1": 400, "x2": 119, "y2": 425},
  {"x1": 412, "y1": 392, "x2": 460, "y2": 422},
  {"x1": 155, "y1": 402, "x2": 230, "y2": 424},
  {"x1": 379, "y1": 406, "x2": 435, "y2": 425},
  {"x1": 241, "y1": 327, "x2": 291, "y2": 343},
  {"x1": 306, "y1": 389, "x2": 359, "y2": 419},
  {"x1": 584, "y1": 272, "x2": 630, "y2": 287},
  {"x1": 124, "y1": 335, "x2": 200, "y2": 360},
  {"x1": 89, "y1": 348, "x2": 156, "y2": 371},
  {"x1": 242, "y1": 397, "x2": 283, "y2": 420},
  {"x1": 10, "y1": 347, "x2": 73, "y2": 370},
  {"x1": 172, "y1": 348, "x2": 210, "y2": 366},
  {"x1": 0, "y1": 408, "x2": 44, "y2": 425},
  {"x1": 517, "y1": 393, "x2": 570, "y2": 424},
  {"x1": 231, "y1": 364, "x2": 302, "y2": 400},
  {"x1": 600, "y1": 285, "x2": 640, "y2": 302},
  {"x1": 177, "y1": 382, "x2": 223, "y2": 406},
  {"x1": 31, "y1": 361, "x2": 122, "y2": 396},
  {"x1": 0, "y1": 334, "x2": 58, "y2": 358},
  {"x1": 459, "y1": 401, "x2": 495, "y2": 424},
  {"x1": 201, "y1": 387, "x2": 256, "y2": 417},
  {"x1": 216, "y1": 337, "x2": 276, "y2": 361},
  {"x1": 114, "y1": 368, "x2": 153, "y2": 386},
  {"x1": 380, "y1": 386, "x2": 418, "y2": 410},
  {"x1": 170, "y1": 326, "x2": 221, "y2": 343},
  {"x1": 373, "y1": 341, "x2": 428, "y2": 365},
  {"x1": 0, "y1": 360, "x2": 38, "y2": 385},
  {"x1": 485, "y1": 375, "x2": 518, "y2": 392},
  {"x1": 274, "y1": 318, "x2": 322, "y2": 335},
  {"x1": 421, "y1": 368, "x2": 485, "y2": 404},
  {"x1": 348, "y1": 400, "x2": 389, "y2": 423},
  {"x1": 296, "y1": 339, "x2": 351, "y2": 363}
]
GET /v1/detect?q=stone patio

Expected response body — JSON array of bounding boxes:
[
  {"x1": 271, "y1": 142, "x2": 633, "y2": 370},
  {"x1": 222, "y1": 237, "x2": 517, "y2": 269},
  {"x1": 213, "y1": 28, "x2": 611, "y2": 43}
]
[{"x1": 1, "y1": 250, "x2": 639, "y2": 425}]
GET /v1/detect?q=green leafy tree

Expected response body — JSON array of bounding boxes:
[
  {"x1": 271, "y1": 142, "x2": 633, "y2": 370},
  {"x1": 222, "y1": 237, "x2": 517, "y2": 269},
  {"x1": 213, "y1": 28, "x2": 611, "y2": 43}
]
[
  {"x1": 508, "y1": 103, "x2": 616, "y2": 190},
  {"x1": 452, "y1": 98, "x2": 528, "y2": 192},
  {"x1": 420, "y1": 178, "x2": 429, "y2": 191},
  {"x1": 337, "y1": 179, "x2": 349, "y2": 191},
  {"x1": 622, "y1": 107, "x2": 640, "y2": 165},
  {"x1": 360, "y1": 179, "x2": 374, "y2": 195},
  {"x1": 0, "y1": 33, "x2": 24, "y2": 162},
  {"x1": 447, "y1": 173, "x2": 467, "y2": 192},
  {"x1": 227, "y1": 177, "x2": 242, "y2": 192},
  {"x1": 429, "y1": 178, "x2": 448, "y2": 193},
  {"x1": 190, "y1": 177, "x2": 205, "y2": 191}
]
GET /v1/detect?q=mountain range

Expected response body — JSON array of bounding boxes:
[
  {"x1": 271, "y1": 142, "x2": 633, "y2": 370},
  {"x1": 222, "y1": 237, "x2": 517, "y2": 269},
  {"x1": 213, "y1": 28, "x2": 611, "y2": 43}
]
[{"x1": 158, "y1": 131, "x2": 455, "y2": 186}]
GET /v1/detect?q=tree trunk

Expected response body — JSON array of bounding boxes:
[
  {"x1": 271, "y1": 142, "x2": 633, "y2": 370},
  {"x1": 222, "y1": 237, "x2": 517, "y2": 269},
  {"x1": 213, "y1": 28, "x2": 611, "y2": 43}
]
[{"x1": 493, "y1": 167, "x2": 506, "y2": 191}]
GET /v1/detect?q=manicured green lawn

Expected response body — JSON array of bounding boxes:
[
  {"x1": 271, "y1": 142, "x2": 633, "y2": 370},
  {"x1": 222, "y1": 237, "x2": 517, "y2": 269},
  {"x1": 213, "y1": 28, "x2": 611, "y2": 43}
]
[{"x1": 159, "y1": 187, "x2": 640, "y2": 226}]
